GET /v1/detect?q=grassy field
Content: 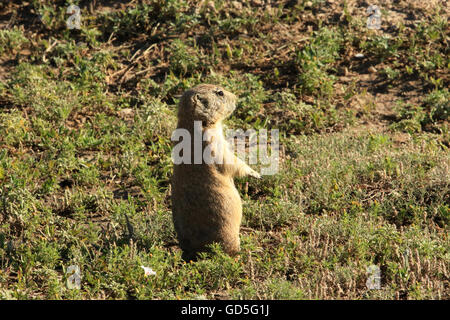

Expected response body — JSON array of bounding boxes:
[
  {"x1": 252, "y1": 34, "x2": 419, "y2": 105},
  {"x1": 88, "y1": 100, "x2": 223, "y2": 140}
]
[{"x1": 0, "y1": 0, "x2": 448, "y2": 299}]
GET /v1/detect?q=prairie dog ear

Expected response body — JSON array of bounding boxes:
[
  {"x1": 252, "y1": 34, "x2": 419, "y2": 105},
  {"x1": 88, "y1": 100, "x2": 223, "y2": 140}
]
[
  {"x1": 191, "y1": 93, "x2": 199, "y2": 106},
  {"x1": 192, "y1": 93, "x2": 209, "y2": 108}
]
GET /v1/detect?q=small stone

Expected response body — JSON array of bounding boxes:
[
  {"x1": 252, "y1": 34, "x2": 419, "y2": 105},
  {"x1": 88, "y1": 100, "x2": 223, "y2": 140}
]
[
  {"x1": 232, "y1": 1, "x2": 243, "y2": 10},
  {"x1": 140, "y1": 266, "x2": 157, "y2": 276},
  {"x1": 354, "y1": 53, "x2": 365, "y2": 59},
  {"x1": 118, "y1": 108, "x2": 134, "y2": 117}
]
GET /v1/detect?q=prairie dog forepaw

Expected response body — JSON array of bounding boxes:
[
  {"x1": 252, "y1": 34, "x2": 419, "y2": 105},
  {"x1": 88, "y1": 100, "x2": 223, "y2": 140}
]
[{"x1": 247, "y1": 168, "x2": 261, "y2": 179}]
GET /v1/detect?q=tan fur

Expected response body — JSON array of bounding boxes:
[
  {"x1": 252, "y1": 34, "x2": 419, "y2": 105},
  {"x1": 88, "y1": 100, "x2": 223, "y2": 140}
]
[{"x1": 171, "y1": 84, "x2": 260, "y2": 260}]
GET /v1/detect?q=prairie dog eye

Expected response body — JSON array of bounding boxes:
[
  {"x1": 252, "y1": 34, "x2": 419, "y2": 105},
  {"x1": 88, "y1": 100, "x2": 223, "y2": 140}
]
[{"x1": 215, "y1": 90, "x2": 224, "y2": 97}]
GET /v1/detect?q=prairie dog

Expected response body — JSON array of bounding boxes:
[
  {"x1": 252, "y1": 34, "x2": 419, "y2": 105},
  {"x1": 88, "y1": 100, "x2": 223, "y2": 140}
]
[{"x1": 171, "y1": 84, "x2": 260, "y2": 260}]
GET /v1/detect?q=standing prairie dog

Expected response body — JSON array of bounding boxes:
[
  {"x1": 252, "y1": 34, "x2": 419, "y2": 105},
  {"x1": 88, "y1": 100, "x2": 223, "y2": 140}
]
[{"x1": 171, "y1": 84, "x2": 260, "y2": 260}]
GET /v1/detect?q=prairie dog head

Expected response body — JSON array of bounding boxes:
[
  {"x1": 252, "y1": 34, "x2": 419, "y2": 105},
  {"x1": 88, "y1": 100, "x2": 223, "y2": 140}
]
[{"x1": 178, "y1": 84, "x2": 237, "y2": 127}]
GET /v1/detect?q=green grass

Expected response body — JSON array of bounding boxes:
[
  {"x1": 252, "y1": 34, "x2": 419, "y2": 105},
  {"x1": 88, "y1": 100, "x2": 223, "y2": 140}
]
[{"x1": 0, "y1": 0, "x2": 448, "y2": 300}]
